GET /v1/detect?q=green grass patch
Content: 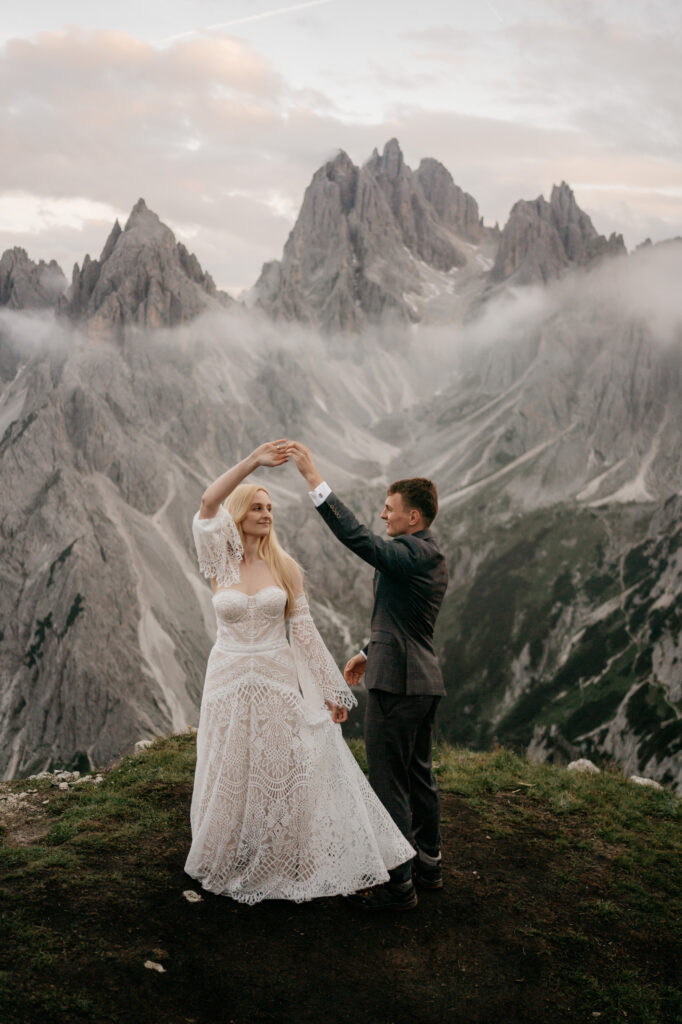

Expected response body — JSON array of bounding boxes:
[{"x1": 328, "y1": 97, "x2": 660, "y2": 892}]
[{"x1": 1, "y1": 732, "x2": 680, "y2": 1024}]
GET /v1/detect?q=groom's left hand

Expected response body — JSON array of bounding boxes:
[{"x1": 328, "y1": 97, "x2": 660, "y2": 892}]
[{"x1": 285, "y1": 442, "x2": 323, "y2": 489}]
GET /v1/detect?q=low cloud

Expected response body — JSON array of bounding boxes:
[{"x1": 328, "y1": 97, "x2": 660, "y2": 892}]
[
  {"x1": 588, "y1": 241, "x2": 682, "y2": 344},
  {"x1": 454, "y1": 241, "x2": 682, "y2": 365},
  {"x1": 0, "y1": 307, "x2": 72, "y2": 356}
]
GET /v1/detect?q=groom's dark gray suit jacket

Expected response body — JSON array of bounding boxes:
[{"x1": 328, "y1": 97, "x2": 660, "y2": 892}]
[{"x1": 316, "y1": 492, "x2": 448, "y2": 696}]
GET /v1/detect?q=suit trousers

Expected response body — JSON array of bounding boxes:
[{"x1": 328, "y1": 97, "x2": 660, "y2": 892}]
[{"x1": 364, "y1": 690, "x2": 441, "y2": 885}]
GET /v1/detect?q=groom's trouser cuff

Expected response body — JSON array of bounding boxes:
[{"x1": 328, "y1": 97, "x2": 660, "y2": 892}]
[{"x1": 417, "y1": 848, "x2": 442, "y2": 866}]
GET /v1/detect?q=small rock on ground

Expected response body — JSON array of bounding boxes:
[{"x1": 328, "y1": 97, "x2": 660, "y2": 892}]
[
  {"x1": 629, "y1": 775, "x2": 663, "y2": 790},
  {"x1": 144, "y1": 960, "x2": 166, "y2": 973},
  {"x1": 567, "y1": 759, "x2": 600, "y2": 774}
]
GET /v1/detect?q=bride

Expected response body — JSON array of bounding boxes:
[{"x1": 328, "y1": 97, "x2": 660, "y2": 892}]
[{"x1": 184, "y1": 440, "x2": 414, "y2": 904}]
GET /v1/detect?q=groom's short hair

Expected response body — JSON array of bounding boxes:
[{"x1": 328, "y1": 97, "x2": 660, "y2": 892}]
[{"x1": 388, "y1": 478, "x2": 438, "y2": 527}]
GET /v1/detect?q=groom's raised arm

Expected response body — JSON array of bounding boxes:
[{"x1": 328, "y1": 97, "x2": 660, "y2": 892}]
[{"x1": 285, "y1": 443, "x2": 425, "y2": 578}]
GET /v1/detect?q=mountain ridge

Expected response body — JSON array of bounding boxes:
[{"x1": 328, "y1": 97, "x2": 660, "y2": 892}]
[
  {"x1": 251, "y1": 140, "x2": 626, "y2": 332},
  {"x1": 0, "y1": 148, "x2": 645, "y2": 334}
]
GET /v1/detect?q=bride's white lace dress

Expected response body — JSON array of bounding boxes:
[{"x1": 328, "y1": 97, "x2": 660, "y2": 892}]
[{"x1": 185, "y1": 506, "x2": 414, "y2": 904}]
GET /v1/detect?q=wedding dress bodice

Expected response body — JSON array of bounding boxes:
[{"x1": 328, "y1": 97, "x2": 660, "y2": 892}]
[{"x1": 213, "y1": 586, "x2": 287, "y2": 651}]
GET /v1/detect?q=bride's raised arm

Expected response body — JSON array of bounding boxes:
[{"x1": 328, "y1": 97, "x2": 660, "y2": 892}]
[
  {"x1": 193, "y1": 441, "x2": 288, "y2": 589},
  {"x1": 198, "y1": 440, "x2": 289, "y2": 519}
]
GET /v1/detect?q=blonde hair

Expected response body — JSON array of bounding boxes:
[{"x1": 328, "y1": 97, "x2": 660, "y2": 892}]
[{"x1": 224, "y1": 483, "x2": 301, "y2": 617}]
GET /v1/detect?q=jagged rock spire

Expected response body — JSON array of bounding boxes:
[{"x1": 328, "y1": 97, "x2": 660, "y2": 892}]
[
  {"x1": 0, "y1": 248, "x2": 67, "y2": 310},
  {"x1": 416, "y1": 159, "x2": 482, "y2": 242},
  {"x1": 66, "y1": 200, "x2": 230, "y2": 332},
  {"x1": 491, "y1": 182, "x2": 626, "y2": 284},
  {"x1": 252, "y1": 140, "x2": 491, "y2": 332}
]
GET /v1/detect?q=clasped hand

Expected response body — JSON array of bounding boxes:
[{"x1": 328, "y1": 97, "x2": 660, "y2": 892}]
[
  {"x1": 254, "y1": 440, "x2": 321, "y2": 489},
  {"x1": 252, "y1": 439, "x2": 289, "y2": 467},
  {"x1": 282, "y1": 441, "x2": 318, "y2": 482}
]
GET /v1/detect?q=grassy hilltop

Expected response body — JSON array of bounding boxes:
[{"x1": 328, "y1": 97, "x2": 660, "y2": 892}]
[{"x1": 1, "y1": 733, "x2": 680, "y2": 1024}]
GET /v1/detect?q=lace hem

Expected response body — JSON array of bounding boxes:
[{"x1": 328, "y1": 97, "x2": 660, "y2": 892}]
[
  {"x1": 192, "y1": 505, "x2": 243, "y2": 589},
  {"x1": 289, "y1": 594, "x2": 357, "y2": 711}
]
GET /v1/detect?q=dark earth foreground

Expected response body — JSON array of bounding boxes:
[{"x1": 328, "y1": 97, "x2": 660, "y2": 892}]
[{"x1": 1, "y1": 737, "x2": 680, "y2": 1024}]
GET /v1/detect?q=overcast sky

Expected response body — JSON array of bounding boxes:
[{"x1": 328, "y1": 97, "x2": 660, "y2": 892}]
[{"x1": 1, "y1": 0, "x2": 680, "y2": 293}]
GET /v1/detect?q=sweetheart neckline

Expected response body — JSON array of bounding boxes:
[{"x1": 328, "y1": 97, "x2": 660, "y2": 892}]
[{"x1": 213, "y1": 585, "x2": 284, "y2": 600}]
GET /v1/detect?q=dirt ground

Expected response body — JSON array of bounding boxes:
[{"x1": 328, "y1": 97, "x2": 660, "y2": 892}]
[
  {"x1": 3, "y1": 781, "x2": 679, "y2": 1024},
  {"x1": 128, "y1": 795, "x2": 679, "y2": 1024},
  {"x1": 157, "y1": 795, "x2": 565, "y2": 1024}
]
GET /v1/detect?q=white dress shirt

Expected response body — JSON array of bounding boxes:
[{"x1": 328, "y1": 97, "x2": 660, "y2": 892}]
[{"x1": 308, "y1": 481, "x2": 332, "y2": 507}]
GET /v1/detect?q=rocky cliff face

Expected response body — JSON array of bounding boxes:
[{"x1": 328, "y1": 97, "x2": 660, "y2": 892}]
[
  {"x1": 253, "y1": 149, "x2": 407, "y2": 333},
  {"x1": 435, "y1": 496, "x2": 682, "y2": 789},
  {"x1": 0, "y1": 337, "x2": 212, "y2": 776},
  {"x1": 65, "y1": 199, "x2": 231, "y2": 335},
  {"x1": 490, "y1": 182, "x2": 626, "y2": 284},
  {"x1": 415, "y1": 157, "x2": 484, "y2": 243},
  {"x1": 0, "y1": 250, "x2": 67, "y2": 382},
  {"x1": 365, "y1": 140, "x2": 468, "y2": 272}
]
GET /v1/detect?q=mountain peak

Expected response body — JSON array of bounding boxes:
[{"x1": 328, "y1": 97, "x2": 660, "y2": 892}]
[
  {"x1": 416, "y1": 158, "x2": 483, "y2": 242},
  {"x1": 66, "y1": 202, "x2": 230, "y2": 331},
  {"x1": 550, "y1": 181, "x2": 592, "y2": 228},
  {"x1": 552, "y1": 180, "x2": 574, "y2": 200},
  {"x1": 0, "y1": 247, "x2": 67, "y2": 310},
  {"x1": 379, "y1": 138, "x2": 404, "y2": 176},
  {"x1": 122, "y1": 198, "x2": 167, "y2": 242},
  {"x1": 253, "y1": 140, "x2": 489, "y2": 331},
  {"x1": 317, "y1": 150, "x2": 358, "y2": 216},
  {"x1": 100, "y1": 220, "x2": 123, "y2": 263},
  {"x1": 365, "y1": 138, "x2": 405, "y2": 181},
  {"x1": 491, "y1": 181, "x2": 624, "y2": 284},
  {"x1": 127, "y1": 197, "x2": 151, "y2": 219},
  {"x1": 325, "y1": 148, "x2": 352, "y2": 176}
]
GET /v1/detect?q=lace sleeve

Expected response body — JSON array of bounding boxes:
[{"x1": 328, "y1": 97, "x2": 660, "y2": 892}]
[
  {"x1": 192, "y1": 505, "x2": 243, "y2": 589},
  {"x1": 289, "y1": 595, "x2": 358, "y2": 711}
]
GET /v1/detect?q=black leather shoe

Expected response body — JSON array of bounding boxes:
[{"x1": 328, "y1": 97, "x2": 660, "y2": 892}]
[
  {"x1": 413, "y1": 858, "x2": 443, "y2": 890},
  {"x1": 346, "y1": 881, "x2": 418, "y2": 910}
]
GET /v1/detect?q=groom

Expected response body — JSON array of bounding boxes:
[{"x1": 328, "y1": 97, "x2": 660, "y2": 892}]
[{"x1": 286, "y1": 442, "x2": 448, "y2": 910}]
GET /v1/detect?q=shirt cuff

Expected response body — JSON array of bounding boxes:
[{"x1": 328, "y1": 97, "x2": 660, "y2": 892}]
[
  {"x1": 358, "y1": 649, "x2": 367, "y2": 661},
  {"x1": 308, "y1": 481, "x2": 332, "y2": 507}
]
